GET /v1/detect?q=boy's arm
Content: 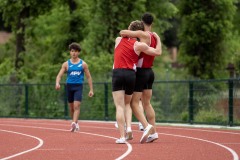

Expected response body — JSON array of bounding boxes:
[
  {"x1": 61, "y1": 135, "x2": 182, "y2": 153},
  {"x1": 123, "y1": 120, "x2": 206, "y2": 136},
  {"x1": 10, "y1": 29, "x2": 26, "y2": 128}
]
[
  {"x1": 83, "y1": 62, "x2": 94, "y2": 97},
  {"x1": 120, "y1": 30, "x2": 149, "y2": 44},
  {"x1": 135, "y1": 33, "x2": 162, "y2": 56},
  {"x1": 55, "y1": 62, "x2": 67, "y2": 90},
  {"x1": 152, "y1": 32, "x2": 162, "y2": 55},
  {"x1": 115, "y1": 37, "x2": 122, "y2": 48},
  {"x1": 120, "y1": 30, "x2": 145, "y2": 38}
]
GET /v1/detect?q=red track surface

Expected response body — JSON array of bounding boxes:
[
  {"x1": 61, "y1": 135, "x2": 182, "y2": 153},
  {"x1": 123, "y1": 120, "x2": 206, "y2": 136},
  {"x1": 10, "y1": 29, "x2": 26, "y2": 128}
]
[{"x1": 0, "y1": 118, "x2": 239, "y2": 160}]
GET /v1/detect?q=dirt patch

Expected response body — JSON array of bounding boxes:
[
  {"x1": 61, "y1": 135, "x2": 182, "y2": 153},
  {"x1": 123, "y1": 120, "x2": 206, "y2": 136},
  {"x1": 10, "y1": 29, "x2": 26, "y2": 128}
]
[
  {"x1": 217, "y1": 98, "x2": 240, "y2": 119},
  {"x1": 0, "y1": 31, "x2": 11, "y2": 44}
]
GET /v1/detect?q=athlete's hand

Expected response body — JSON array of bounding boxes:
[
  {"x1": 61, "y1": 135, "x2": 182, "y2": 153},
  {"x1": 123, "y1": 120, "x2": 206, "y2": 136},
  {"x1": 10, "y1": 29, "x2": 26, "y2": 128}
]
[
  {"x1": 88, "y1": 90, "x2": 94, "y2": 97},
  {"x1": 55, "y1": 83, "x2": 61, "y2": 90}
]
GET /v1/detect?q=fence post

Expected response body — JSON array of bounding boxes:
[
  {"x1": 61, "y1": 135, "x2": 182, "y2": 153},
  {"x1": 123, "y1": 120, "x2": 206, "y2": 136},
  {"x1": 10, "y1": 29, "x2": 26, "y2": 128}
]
[
  {"x1": 228, "y1": 79, "x2": 234, "y2": 126},
  {"x1": 104, "y1": 82, "x2": 109, "y2": 121},
  {"x1": 25, "y1": 84, "x2": 29, "y2": 118},
  {"x1": 64, "y1": 84, "x2": 68, "y2": 119},
  {"x1": 188, "y1": 81, "x2": 194, "y2": 124}
]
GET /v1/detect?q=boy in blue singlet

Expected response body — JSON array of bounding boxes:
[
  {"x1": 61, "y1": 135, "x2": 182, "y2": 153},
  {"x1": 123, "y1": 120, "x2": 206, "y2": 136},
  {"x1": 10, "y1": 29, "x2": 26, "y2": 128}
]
[{"x1": 55, "y1": 42, "x2": 94, "y2": 132}]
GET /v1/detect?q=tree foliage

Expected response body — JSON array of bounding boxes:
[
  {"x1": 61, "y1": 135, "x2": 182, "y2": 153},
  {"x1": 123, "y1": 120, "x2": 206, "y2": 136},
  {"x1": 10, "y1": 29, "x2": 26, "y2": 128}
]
[
  {"x1": 0, "y1": 0, "x2": 177, "y2": 83},
  {"x1": 81, "y1": 0, "x2": 146, "y2": 54},
  {"x1": 178, "y1": 0, "x2": 237, "y2": 79},
  {"x1": 4, "y1": 0, "x2": 240, "y2": 83},
  {"x1": 0, "y1": 0, "x2": 54, "y2": 83}
]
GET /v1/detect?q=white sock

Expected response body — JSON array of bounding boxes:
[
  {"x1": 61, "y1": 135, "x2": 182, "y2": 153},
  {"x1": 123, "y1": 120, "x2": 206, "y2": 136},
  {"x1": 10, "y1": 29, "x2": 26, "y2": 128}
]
[
  {"x1": 127, "y1": 127, "x2": 132, "y2": 132},
  {"x1": 145, "y1": 124, "x2": 151, "y2": 129}
]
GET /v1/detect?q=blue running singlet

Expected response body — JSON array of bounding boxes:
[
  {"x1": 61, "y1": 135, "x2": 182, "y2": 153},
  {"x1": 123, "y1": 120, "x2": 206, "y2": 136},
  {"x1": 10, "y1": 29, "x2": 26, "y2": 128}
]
[{"x1": 66, "y1": 59, "x2": 84, "y2": 84}]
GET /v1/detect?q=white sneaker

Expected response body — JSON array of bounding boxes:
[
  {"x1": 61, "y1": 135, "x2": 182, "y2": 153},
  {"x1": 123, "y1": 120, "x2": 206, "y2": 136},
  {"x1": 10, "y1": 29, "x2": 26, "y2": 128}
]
[
  {"x1": 125, "y1": 131, "x2": 133, "y2": 140},
  {"x1": 114, "y1": 122, "x2": 126, "y2": 131},
  {"x1": 138, "y1": 122, "x2": 144, "y2": 131},
  {"x1": 146, "y1": 133, "x2": 158, "y2": 143},
  {"x1": 140, "y1": 124, "x2": 153, "y2": 143},
  {"x1": 116, "y1": 137, "x2": 126, "y2": 144},
  {"x1": 70, "y1": 122, "x2": 76, "y2": 132},
  {"x1": 114, "y1": 122, "x2": 118, "y2": 129},
  {"x1": 75, "y1": 123, "x2": 80, "y2": 131}
]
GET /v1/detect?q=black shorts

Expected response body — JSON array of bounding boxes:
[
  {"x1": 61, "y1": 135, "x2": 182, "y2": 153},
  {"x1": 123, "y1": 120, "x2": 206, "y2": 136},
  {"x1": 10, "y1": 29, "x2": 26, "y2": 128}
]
[
  {"x1": 112, "y1": 69, "x2": 136, "y2": 95},
  {"x1": 134, "y1": 68, "x2": 154, "y2": 92},
  {"x1": 66, "y1": 84, "x2": 83, "y2": 102}
]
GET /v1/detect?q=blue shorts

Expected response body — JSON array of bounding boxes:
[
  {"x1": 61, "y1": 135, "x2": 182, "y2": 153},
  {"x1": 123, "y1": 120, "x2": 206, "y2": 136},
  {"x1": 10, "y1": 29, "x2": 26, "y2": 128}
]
[{"x1": 66, "y1": 84, "x2": 83, "y2": 102}]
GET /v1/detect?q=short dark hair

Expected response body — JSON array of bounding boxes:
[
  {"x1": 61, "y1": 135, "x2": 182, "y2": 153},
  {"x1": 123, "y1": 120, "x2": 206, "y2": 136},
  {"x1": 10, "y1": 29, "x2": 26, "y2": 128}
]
[
  {"x1": 129, "y1": 20, "x2": 144, "y2": 31},
  {"x1": 69, "y1": 42, "x2": 81, "y2": 52},
  {"x1": 141, "y1": 12, "x2": 154, "y2": 26}
]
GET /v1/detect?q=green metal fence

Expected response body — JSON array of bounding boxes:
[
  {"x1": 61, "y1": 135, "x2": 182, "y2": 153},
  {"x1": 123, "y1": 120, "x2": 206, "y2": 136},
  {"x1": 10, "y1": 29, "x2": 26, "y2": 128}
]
[{"x1": 0, "y1": 79, "x2": 239, "y2": 126}]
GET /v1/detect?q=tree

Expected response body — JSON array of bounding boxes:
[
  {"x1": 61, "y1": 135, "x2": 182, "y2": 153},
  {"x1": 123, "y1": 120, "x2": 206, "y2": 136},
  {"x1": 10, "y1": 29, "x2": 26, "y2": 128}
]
[
  {"x1": 0, "y1": 0, "x2": 53, "y2": 80},
  {"x1": 49, "y1": 0, "x2": 91, "y2": 64},
  {"x1": 145, "y1": 0, "x2": 178, "y2": 34},
  {"x1": 179, "y1": 0, "x2": 236, "y2": 79},
  {"x1": 81, "y1": 0, "x2": 145, "y2": 55}
]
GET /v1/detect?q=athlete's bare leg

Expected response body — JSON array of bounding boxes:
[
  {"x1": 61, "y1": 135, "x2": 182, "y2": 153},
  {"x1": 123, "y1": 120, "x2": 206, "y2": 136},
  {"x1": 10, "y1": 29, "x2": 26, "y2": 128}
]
[
  {"x1": 124, "y1": 94, "x2": 133, "y2": 132},
  {"x1": 69, "y1": 103, "x2": 74, "y2": 118},
  {"x1": 131, "y1": 92, "x2": 149, "y2": 128},
  {"x1": 142, "y1": 89, "x2": 156, "y2": 133},
  {"x1": 113, "y1": 90, "x2": 126, "y2": 138},
  {"x1": 73, "y1": 101, "x2": 81, "y2": 123}
]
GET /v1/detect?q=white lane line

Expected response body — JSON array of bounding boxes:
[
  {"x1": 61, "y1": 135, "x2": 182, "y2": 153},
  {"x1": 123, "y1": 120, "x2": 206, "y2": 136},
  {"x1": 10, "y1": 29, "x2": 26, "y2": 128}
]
[
  {"x1": 157, "y1": 125, "x2": 240, "y2": 135},
  {"x1": 0, "y1": 120, "x2": 239, "y2": 159},
  {"x1": 0, "y1": 129, "x2": 44, "y2": 160},
  {"x1": 1, "y1": 119, "x2": 240, "y2": 135},
  {"x1": 1, "y1": 120, "x2": 239, "y2": 138},
  {"x1": 159, "y1": 132, "x2": 239, "y2": 160},
  {"x1": 79, "y1": 131, "x2": 132, "y2": 160},
  {"x1": 0, "y1": 124, "x2": 132, "y2": 160}
]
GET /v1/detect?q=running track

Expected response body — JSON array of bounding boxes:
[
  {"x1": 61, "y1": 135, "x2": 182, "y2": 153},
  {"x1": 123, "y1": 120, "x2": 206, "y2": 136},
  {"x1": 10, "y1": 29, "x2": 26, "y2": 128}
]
[{"x1": 0, "y1": 118, "x2": 240, "y2": 160}]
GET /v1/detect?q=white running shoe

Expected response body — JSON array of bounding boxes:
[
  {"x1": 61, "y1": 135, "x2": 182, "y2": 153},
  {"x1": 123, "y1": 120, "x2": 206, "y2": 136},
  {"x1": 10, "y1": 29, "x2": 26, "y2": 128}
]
[
  {"x1": 140, "y1": 124, "x2": 153, "y2": 143},
  {"x1": 70, "y1": 122, "x2": 76, "y2": 132},
  {"x1": 114, "y1": 122, "x2": 126, "y2": 131},
  {"x1": 116, "y1": 137, "x2": 126, "y2": 144},
  {"x1": 138, "y1": 122, "x2": 144, "y2": 131},
  {"x1": 114, "y1": 122, "x2": 118, "y2": 129},
  {"x1": 125, "y1": 131, "x2": 133, "y2": 140},
  {"x1": 75, "y1": 123, "x2": 80, "y2": 131},
  {"x1": 146, "y1": 133, "x2": 158, "y2": 143}
]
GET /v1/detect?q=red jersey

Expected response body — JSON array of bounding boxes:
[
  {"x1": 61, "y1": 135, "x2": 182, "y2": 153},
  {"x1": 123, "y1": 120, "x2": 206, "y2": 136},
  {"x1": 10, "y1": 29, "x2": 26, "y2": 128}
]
[
  {"x1": 137, "y1": 31, "x2": 157, "y2": 68},
  {"x1": 113, "y1": 37, "x2": 139, "y2": 71}
]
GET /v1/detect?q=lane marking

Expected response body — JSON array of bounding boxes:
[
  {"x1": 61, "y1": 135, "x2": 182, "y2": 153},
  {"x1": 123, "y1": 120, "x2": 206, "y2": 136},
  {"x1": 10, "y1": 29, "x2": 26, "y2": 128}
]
[
  {"x1": 0, "y1": 124, "x2": 132, "y2": 160},
  {"x1": 157, "y1": 125, "x2": 240, "y2": 135},
  {"x1": 1, "y1": 120, "x2": 240, "y2": 137},
  {"x1": 0, "y1": 129, "x2": 44, "y2": 160},
  {"x1": 158, "y1": 132, "x2": 239, "y2": 160},
  {"x1": 0, "y1": 119, "x2": 239, "y2": 160},
  {"x1": 1, "y1": 119, "x2": 240, "y2": 135},
  {"x1": 78, "y1": 131, "x2": 132, "y2": 160}
]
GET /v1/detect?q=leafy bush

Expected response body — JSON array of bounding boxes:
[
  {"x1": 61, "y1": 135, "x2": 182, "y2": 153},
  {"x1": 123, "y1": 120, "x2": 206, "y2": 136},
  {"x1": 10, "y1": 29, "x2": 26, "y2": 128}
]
[{"x1": 195, "y1": 109, "x2": 227, "y2": 124}]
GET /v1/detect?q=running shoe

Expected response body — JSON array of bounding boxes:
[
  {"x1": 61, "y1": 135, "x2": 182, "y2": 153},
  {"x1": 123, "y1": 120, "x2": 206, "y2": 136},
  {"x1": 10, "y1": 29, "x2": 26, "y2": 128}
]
[
  {"x1": 116, "y1": 137, "x2": 126, "y2": 144},
  {"x1": 125, "y1": 131, "x2": 133, "y2": 140},
  {"x1": 140, "y1": 124, "x2": 153, "y2": 143},
  {"x1": 70, "y1": 122, "x2": 76, "y2": 132},
  {"x1": 146, "y1": 133, "x2": 158, "y2": 143},
  {"x1": 114, "y1": 122, "x2": 126, "y2": 131},
  {"x1": 138, "y1": 122, "x2": 144, "y2": 131},
  {"x1": 114, "y1": 122, "x2": 118, "y2": 129},
  {"x1": 75, "y1": 123, "x2": 80, "y2": 131}
]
